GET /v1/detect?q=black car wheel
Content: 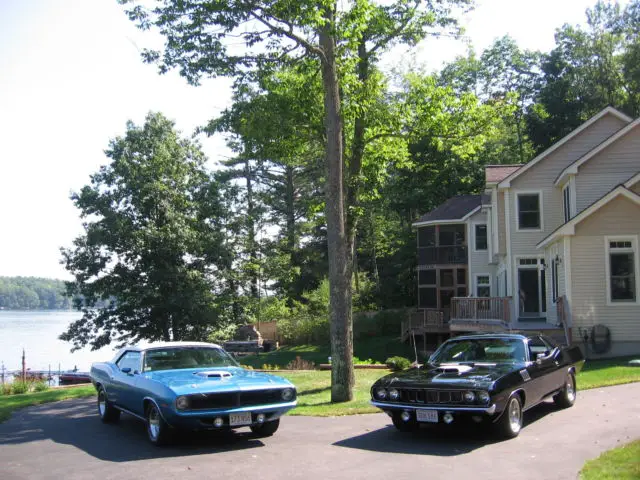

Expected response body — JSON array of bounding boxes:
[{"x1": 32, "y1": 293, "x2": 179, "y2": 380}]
[
  {"x1": 392, "y1": 412, "x2": 418, "y2": 432},
  {"x1": 554, "y1": 372, "x2": 577, "y2": 408},
  {"x1": 495, "y1": 395, "x2": 523, "y2": 439},
  {"x1": 250, "y1": 418, "x2": 280, "y2": 437},
  {"x1": 97, "y1": 387, "x2": 120, "y2": 423},
  {"x1": 146, "y1": 402, "x2": 172, "y2": 446}
]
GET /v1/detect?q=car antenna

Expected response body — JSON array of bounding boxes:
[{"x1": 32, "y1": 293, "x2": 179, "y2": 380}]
[{"x1": 411, "y1": 329, "x2": 419, "y2": 366}]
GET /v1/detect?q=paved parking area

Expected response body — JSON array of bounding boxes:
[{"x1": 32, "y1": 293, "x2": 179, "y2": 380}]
[{"x1": 1, "y1": 382, "x2": 639, "y2": 480}]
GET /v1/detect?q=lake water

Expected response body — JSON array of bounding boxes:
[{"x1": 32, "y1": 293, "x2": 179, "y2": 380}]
[{"x1": 0, "y1": 310, "x2": 118, "y2": 373}]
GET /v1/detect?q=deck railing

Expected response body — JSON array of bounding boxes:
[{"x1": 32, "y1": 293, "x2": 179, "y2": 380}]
[
  {"x1": 401, "y1": 309, "x2": 448, "y2": 341},
  {"x1": 417, "y1": 245, "x2": 467, "y2": 265},
  {"x1": 450, "y1": 297, "x2": 511, "y2": 323}
]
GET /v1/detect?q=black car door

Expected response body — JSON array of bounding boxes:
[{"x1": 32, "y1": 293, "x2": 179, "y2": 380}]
[{"x1": 524, "y1": 336, "x2": 558, "y2": 404}]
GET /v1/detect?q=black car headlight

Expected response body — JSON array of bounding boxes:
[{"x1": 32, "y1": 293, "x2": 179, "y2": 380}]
[
  {"x1": 463, "y1": 391, "x2": 476, "y2": 403},
  {"x1": 478, "y1": 391, "x2": 490, "y2": 404},
  {"x1": 281, "y1": 388, "x2": 295, "y2": 401},
  {"x1": 374, "y1": 387, "x2": 387, "y2": 400},
  {"x1": 176, "y1": 395, "x2": 189, "y2": 410},
  {"x1": 389, "y1": 388, "x2": 400, "y2": 401}
]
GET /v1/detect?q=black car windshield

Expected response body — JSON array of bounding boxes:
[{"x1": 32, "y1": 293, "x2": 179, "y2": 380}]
[
  {"x1": 429, "y1": 338, "x2": 527, "y2": 365},
  {"x1": 143, "y1": 347, "x2": 239, "y2": 372}
]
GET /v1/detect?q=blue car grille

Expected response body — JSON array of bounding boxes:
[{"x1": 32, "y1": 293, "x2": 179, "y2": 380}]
[
  {"x1": 186, "y1": 388, "x2": 293, "y2": 410},
  {"x1": 399, "y1": 389, "x2": 464, "y2": 404}
]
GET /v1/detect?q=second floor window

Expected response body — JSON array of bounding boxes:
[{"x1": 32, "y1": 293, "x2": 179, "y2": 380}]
[
  {"x1": 474, "y1": 224, "x2": 488, "y2": 251},
  {"x1": 517, "y1": 193, "x2": 541, "y2": 230},
  {"x1": 563, "y1": 185, "x2": 571, "y2": 223}
]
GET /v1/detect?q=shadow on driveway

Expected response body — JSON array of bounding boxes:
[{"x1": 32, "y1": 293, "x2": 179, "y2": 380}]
[
  {"x1": 333, "y1": 401, "x2": 560, "y2": 456},
  {"x1": 0, "y1": 398, "x2": 265, "y2": 462}
]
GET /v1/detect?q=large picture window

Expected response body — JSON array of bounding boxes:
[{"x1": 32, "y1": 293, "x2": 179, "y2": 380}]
[
  {"x1": 517, "y1": 193, "x2": 541, "y2": 230},
  {"x1": 606, "y1": 237, "x2": 638, "y2": 304}
]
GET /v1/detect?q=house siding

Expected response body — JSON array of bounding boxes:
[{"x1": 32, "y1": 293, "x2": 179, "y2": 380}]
[
  {"x1": 497, "y1": 191, "x2": 506, "y2": 255},
  {"x1": 570, "y1": 196, "x2": 640, "y2": 346},
  {"x1": 509, "y1": 113, "x2": 627, "y2": 256},
  {"x1": 468, "y1": 210, "x2": 494, "y2": 295},
  {"x1": 575, "y1": 127, "x2": 640, "y2": 213}
]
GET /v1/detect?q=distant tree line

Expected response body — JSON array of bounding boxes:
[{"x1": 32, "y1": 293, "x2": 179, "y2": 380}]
[{"x1": 0, "y1": 277, "x2": 72, "y2": 310}]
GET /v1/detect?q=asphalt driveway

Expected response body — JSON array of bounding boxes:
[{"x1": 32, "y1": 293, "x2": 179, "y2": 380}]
[{"x1": 1, "y1": 382, "x2": 639, "y2": 480}]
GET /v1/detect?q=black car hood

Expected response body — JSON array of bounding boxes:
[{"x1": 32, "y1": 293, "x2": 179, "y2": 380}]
[{"x1": 374, "y1": 363, "x2": 524, "y2": 390}]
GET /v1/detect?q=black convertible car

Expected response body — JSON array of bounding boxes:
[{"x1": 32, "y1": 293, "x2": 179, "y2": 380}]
[{"x1": 371, "y1": 333, "x2": 585, "y2": 438}]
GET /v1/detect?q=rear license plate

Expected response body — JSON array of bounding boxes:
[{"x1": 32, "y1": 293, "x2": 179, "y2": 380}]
[
  {"x1": 416, "y1": 409, "x2": 438, "y2": 423},
  {"x1": 229, "y1": 412, "x2": 252, "y2": 426}
]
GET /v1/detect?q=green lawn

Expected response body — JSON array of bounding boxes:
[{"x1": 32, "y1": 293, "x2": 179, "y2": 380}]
[
  {"x1": 0, "y1": 385, "x2": 96, "y2": 423},
  {"x1": 580, "y1": 440, "x2": 640, "y2": 480},
  {"x1": 577, "y1": 357, "x2": 640, "y2": 390}
]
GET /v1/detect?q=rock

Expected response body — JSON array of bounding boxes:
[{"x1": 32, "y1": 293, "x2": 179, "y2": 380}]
[{"x1": 629, "y1": 359, "x2": 640, "y2": 367}]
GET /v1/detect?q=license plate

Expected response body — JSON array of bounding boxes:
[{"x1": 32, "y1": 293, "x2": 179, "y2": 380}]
[
  {"x1": 229, "y1": 412, "x2": 252, "y2": 426},
  {"x1": 416, "y1": 409, "x2": 438, "y2": 423}
]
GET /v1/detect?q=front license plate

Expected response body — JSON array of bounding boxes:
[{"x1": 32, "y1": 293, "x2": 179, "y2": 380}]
[
  {"x1": 229, "y1": 412, "x2": 252, "y2": 426},
  {"x1": 416, "y1": 409, "x2": 438, "y2": 423}
]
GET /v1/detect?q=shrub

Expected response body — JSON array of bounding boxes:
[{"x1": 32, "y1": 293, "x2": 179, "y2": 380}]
[
  {"x1": 0, "y1": 383, "x2": 12, "y2": 396},
  {"x1": 34, "y1": 381, "x2": 49, "y2": 392},
  {"x1": 11, "y1": 380, "x2": 29, "y2": 394},
  {"x1": 385, "y1": 356, "x2": 411, "y2": 371},
  {"x1": 261, "y1": 364, "x2": 280, "y2": 371},
  {"x1": 285, "y1": 356, "x2": 315, "y2": 370},
  {"x1": 353, "y1": 357, "x2": 382, "y2": 365}
]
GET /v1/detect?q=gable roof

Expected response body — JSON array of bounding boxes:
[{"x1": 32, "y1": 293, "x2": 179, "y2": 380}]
[
  {"x1": 537, "y1": 185, "x2": 640, "y2": 249},
  {"x1": 485, "y1": 165, "x2": 522, "y2": 185},
  {"x1": 498, "y1": 107, "x2": 632, "y2": 189},
  {"x1": 624, "y1": 171, "x2": 640, "y2": 188},
  {"x1": 555, "y1": 117, "x2": 640, "y2": 186},
  {"x1": 413, "y1": 195, "x2": 487, "y2": 227}
]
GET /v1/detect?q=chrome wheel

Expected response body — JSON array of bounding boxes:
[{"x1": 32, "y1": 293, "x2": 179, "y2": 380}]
[
  {"x1": 507, "y1": 398, "x2": 522, "y2": 434},
  {"x1": 98, "y1": 392, "x2": 106, "y2": 417},
  {"x1": 565, "y1": 378, "x2": 576, "y2": 402},
  {"x1": 148, "y1": 406, "x2": 161, "y2": 441}
]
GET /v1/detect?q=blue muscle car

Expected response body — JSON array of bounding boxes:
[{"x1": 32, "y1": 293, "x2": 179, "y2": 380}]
[{"x1": 90, "y1": 341, "x2": 297, "y2": 445}]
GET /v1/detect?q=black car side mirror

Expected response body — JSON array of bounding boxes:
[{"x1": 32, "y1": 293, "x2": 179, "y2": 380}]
[{"x1": 121, "y1": 367, "x2": 132, "y2": 374}]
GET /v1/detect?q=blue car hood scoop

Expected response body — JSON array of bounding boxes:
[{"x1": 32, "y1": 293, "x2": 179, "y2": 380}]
[{"x1": 193, "y1": 370, "x2": 233, "y2": 379}]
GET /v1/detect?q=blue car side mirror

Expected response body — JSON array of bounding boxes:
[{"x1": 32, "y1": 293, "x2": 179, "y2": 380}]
[{"x1": 121, "y1": 367, "x2": 132, "y2": 374}]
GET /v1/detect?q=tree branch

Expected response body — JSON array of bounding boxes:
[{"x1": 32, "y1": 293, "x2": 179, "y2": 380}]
[{"x1": 249, "y1": 12, "x2": 325, "y2": 61}]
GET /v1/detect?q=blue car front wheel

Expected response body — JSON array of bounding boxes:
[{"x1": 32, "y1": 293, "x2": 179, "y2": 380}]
[
  {"x1": 146, "y1": 403, "x2": 171, "y2": 446},
  {"x1": 250, "y1": 418, "x2": 280, "y2": 437}
]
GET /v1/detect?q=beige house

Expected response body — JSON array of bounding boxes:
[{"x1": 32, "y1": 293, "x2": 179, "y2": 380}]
[{"x1": 409, "y1": 107, "x2": 640, "y2": 358}]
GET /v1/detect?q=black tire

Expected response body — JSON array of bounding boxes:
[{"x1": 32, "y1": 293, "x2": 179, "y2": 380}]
[
  {"x1": 392, "y1": 412, "x2": 418, "y2": 432},
  {"x1": 250, "y1": 418, "x2": 280, "y2": 437},
  {"x1": 146, "y1": 402, "x2": 172, "y2": 446},
  {"x1": 97, "y1": 387, "x2": 120, "y2": 423},
  {"x1": 495, "y1": 395, "x2": 523, "y2": 439},
  {"x1": 554, "y1": 373, "x2": 577, "y2": 409}
]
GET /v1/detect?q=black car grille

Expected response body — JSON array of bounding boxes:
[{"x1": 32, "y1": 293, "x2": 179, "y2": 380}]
[
  {"x1": 399, "y1": 389, "x2": 464, "y2": 405},
  {"x1": 187, "y1": 389, "x2": 293, "y2": 410}
]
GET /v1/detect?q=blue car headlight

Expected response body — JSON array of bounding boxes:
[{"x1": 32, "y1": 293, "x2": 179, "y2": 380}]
[
  {"x1": 281, "y1": 388, "x2": 295, "y2": 401},
  {"x1": 176, "y1": 396, "x2": 190, "y2": 410}
]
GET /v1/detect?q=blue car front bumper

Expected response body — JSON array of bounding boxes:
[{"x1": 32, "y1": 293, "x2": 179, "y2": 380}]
[{"x1": 162, "y1": 401, "x2": 298, "y2": 430}]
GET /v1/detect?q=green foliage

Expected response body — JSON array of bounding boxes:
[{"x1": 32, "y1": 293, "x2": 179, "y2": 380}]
[
  {"x1": 0, "y1": 277, "x2": 72, "y2": 310},
  {"x1": 0, "y1": 384, "x2": 12, "y2": 396},
  {"x1": 354, "y1": 309, "x2": 410, "y2": 340},
  {"x1": 385, "y1": 356, "x2": 412, "y2": 371},
  {"x1": 11, "y1": 381, "x2": 29, "y2": 395},
  {"x1": 33, "y1": 381, "x2": 49, "y2": 393},
  {"x1": 60, "y1": 112, "x2": 232, "y2": 350},
  {"x1": 207, "y1": 323, "x2": 238, "y2": 345}
]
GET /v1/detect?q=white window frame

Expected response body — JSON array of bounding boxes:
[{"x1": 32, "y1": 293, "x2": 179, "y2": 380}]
[
  {"x1": 605, "y1": 235, "x2": 640, "y2": 306},
  {"x1": 515, "y1": 190, "x2": 544, "y2": 232},
  {"x1": 514, "y1": 255, "x2": 547, "y2": 317},
  {"x1": 472, "y1": 222, "x2": 488, "y2": 252},
  {"x1": 474, "y1": 273, "x2": 492, "y2": 298},
  {"x1": 562, "y1": 184, "x2": 571, "y2": 223}
]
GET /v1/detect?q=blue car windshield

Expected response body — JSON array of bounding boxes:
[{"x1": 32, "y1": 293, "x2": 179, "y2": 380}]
[
  {"x1": 143, "y1": 347, "x2": 239, "y2": 372},
  {"x1": 429, "y1": 338, "x2": 527, "y2": 365}
]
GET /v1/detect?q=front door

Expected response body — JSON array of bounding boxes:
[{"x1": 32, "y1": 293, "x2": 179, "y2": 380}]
[{"x1": 517, "y1": 258, "x2": 546, "y2": 320}]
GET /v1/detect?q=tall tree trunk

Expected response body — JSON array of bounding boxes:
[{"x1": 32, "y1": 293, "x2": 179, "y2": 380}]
[
  {"x1": 285, "y1": 165, "x2": 296, "y2": 252},
  {"x1": 319, "y1": 12, "x2": 354, "y2": 402},
  {"x1": 245, "y1": 160, "x2": 259, "y2": 298}
]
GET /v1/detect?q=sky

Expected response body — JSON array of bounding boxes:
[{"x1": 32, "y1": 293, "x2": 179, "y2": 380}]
[{"x1": 0, "y1": 0, "x2": 626, "y2": 280}]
